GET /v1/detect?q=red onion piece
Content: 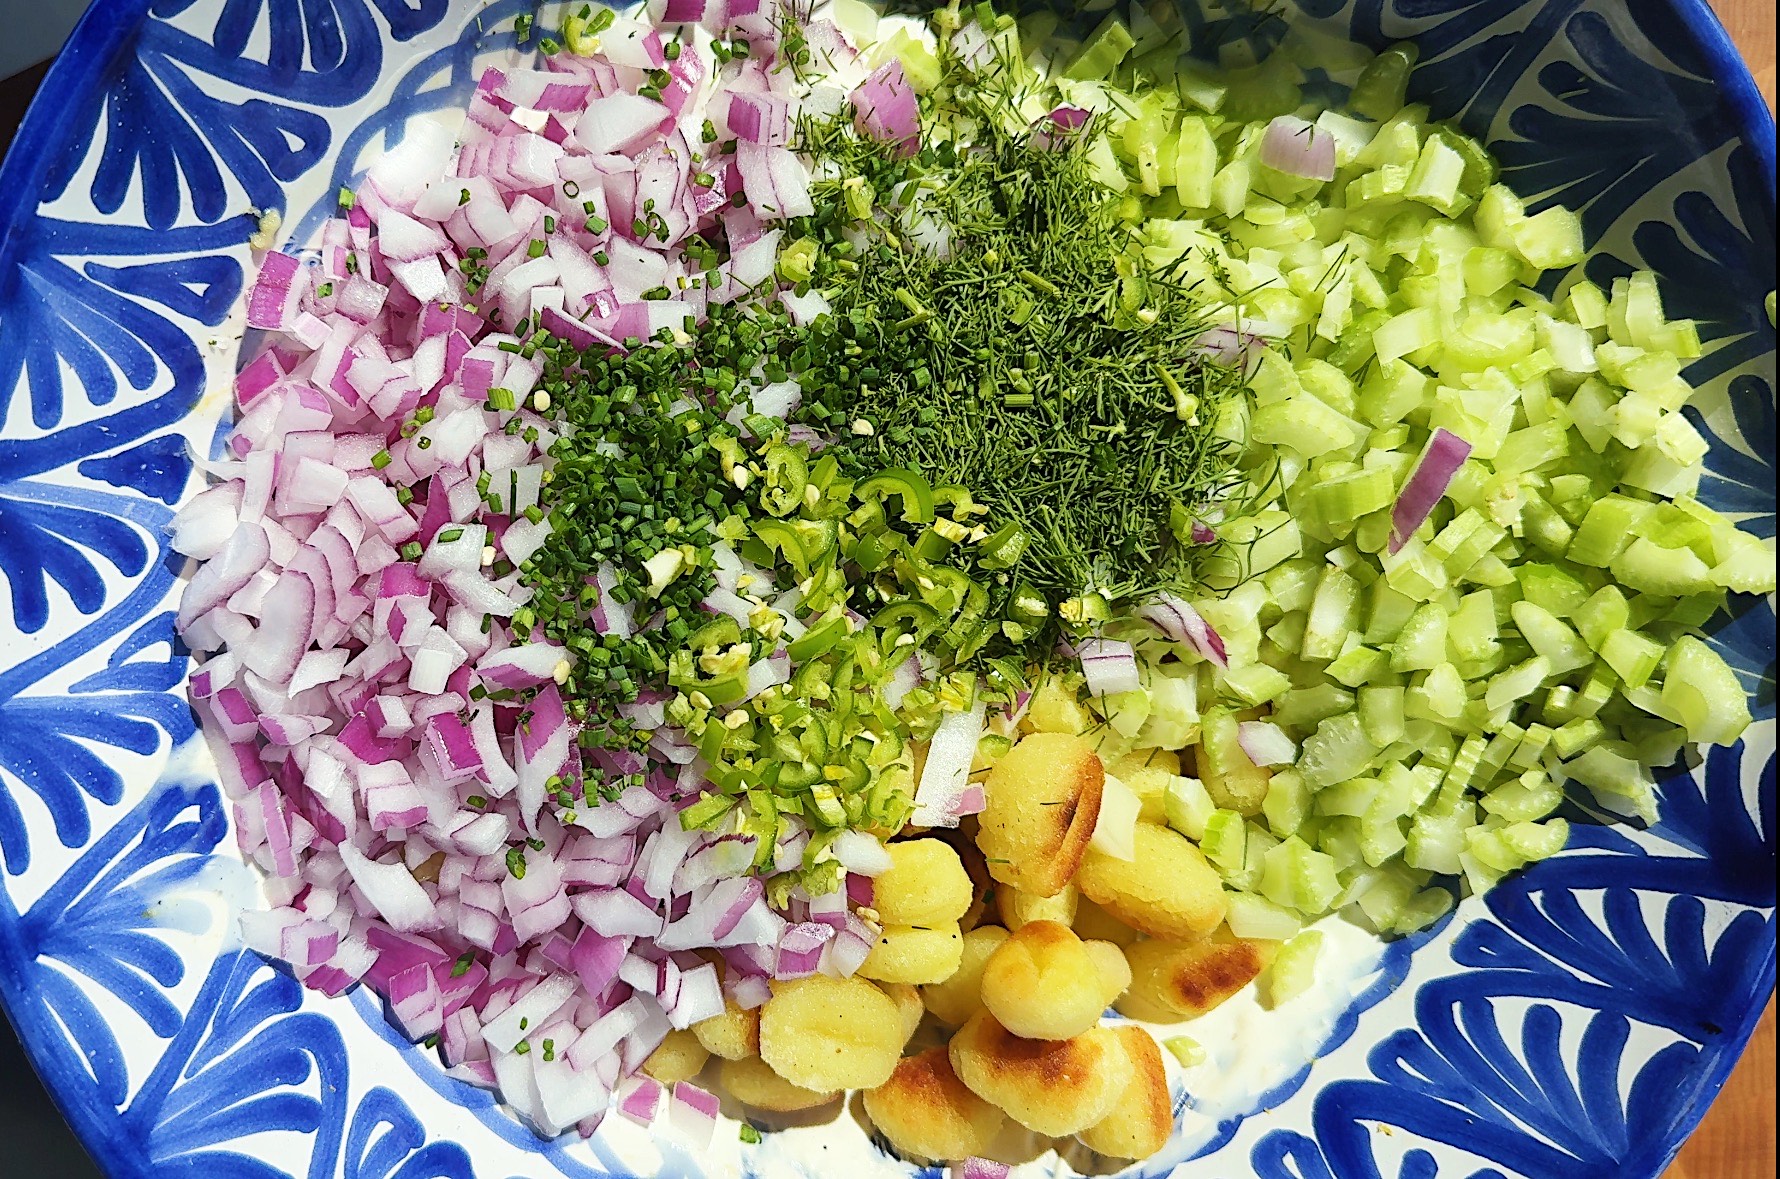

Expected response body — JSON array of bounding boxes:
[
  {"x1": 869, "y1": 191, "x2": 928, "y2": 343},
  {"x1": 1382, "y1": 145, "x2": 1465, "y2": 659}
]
[
  {"x1": 1259, "y1": 114, "x2": 1337, "y2": 182},
  {"x1": 1137, "y1": 592, "x2": 1229, "y2": 669},
  {"x1": 1390, "y1": 428, "x2": 1473, "y2": 553},
  {"x1": 1078, "y1": 637, "x2": 1142, "y2": 697},
  {"x1": 1237, "y1": 720, "x2": 1298, "y2": 767}
]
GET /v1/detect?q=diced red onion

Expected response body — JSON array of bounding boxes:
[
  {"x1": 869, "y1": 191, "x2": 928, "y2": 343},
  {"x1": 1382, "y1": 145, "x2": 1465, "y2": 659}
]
[
  {"x1": 1237, "y1": 720, "x2": 1298, "y2": 767},
  {"x1": 1137, "y1": 591, "x2": 1229, "y2": 669},
  {"x1": 1078, "y1": 637, "x2": 1142, "y2": 697},
  {"x1": 1260, "y1": 114, "x2": 1337, "y2": 182},
  {"x1": 1390, "y1": 428, "x2": 1473, "y2": 554}
]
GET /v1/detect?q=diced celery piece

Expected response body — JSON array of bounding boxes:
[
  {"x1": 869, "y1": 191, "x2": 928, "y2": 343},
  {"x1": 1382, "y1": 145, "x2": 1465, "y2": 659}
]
[
  {"x1": 1064, "y1": 13, "x2": 1136, "y2": 81},
  {"x1": 1405, "y1": 136, "x2": 1467, "y2": 213},
  {"x1": 1518, "y1": 562, "x2": 1591, "y2": 616},
  {"x1": 1511, "y1": 723, "x2": 1554, "y2": 771},
  {"x1": 1211, "y1": 155, "x2": 1252, "y2": 217},
  {"x1": 1448, "y1": 590, "x2": 1500, "y2": 664},
  {"x1": 1327, "y1": 644, "x2": 1388, "y2": 687},
  {"x1": 1573, "y1": 667, "x2": 1617, "y2": 719},
  {"x1": 1393, "y1": 886, "x2": 1455, "y2": 933},
  {"x1": 1260, "y1": 837, "x2": 1341, "y2": 914},
  {"x1": 1374, "y1": 306, "x2": 1440, "y2": 364},
  {"x1": 1303, "y1": 468, "x2": 1396, "y2": 520},
  {"x1": 1407, "y1": 663, "x2": 1467, "y2": 722},
  {"x1": 1510, "y1": 206, "x2": 1585, "y2": 270},
  {"x1": 1201, "y1": 808, "x2": 1248, "y2": 873},
  {"x1": 1494, "y1": 423, "x2": 1569, "y2": 475},
  {"x1": 1520, "y1": 494, "x2": 1575, "y2": 555},
  {"x1": 1406, "y1": 803, "x2": 1474, "y2": 874},
  {"x1": 1364, "y1": 582, "x2": 1419, "y2": 644},
  {"x1": 1482, "y1": 770, "x2": 1564, "y2": 822},
  {"x1": 1474, "y1": 184, "x2": 1525, "y2": 251},
  {"x1": 1391, "y1": 602, "x2": 1449, "y2": 671},
  {"x1": 1225, "y1": 891, "x2": 1303, "y2": 941},
  {"x1": 1576, "y1": 585, "x2": 1630, "y2": 651},
  {"x1": 1164, "y1": 775, "x2": 1216, "y2": 841},
  {"x1": 1298, "y1": 712, "x2": 1379, "y2": 787},
  {"x1": 1564, "y1": 744, "x2": 1657, "y2": 822},
  {"x1": 1174, "y1": 115, "x2": 1219, "y2": 208},
  {"x1": 1358, "y1": 685, "x2": 1407, "y2": 747},
  {"x1": 1355, "y1": 868, "x2": 1417, "y2": 931},
  {"x1": 1660, "y1": 635, "x2": 1752, "y2": 746},
  {"x1": 1264, "y1": 929, "x2": 1325, "y2": 1006},
  {"x1": 1510, "y1": 601, "x2": 1593, "y2": 674},
  {"x1": 1358, "y1": 358, "x2": 1433, "y2": 427},
  {"x1": 1573, "y1": 496, "x2": 1651, "y2": 571},
  {"x1": 1262, "y1": 768, "x2": 1310, "y2": 838},
  {"x1": 1599, "y1": 628, "x2": 1664, "y2": 689},
  {"x1": 1163, "y1": 1035, "x2": 1208, "y2": 1067},
  {"x1": 1502, "y1": 817, "x2": 1570, "y2": 861},
  {"x1": 1175, "y1": 62, "x2": 1227, "y2": 112},
  {"x1": 1612, "y1": 537, "x2": 1717, "y2": 597},
  {"x1": 1317, "y1": 776, "x2": 1379, "y2": 818},
  {"x1": 1302, "y1": 565, "x2": 1363, "y2": 660},
  {"x1": 1485, "y1": 655, "x2": 1551, "y2": 712},
  {"x1": 1223, "y1": 662, "x2": 1293, "y2": 706},
  {"x1": 1253, "y1": 395, "x2": 1363, "y2": 457},
  {"x1": 1567, "y1": 280, "x2": 1610, "y2": 330}
]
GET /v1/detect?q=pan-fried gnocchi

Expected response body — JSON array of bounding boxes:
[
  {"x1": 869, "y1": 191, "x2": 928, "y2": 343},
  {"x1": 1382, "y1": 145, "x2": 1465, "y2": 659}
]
[
  {"x1": 922, "y1": 924, "x2": 1009, "y2": 1026},
  {"x1": 1083, "y1": 939, "x2": 1133, "y2": 1009},
  {"x1": 1076, "y1": 1026, "x2": 1174, "y2": 1160},
  {"x1": 641, "y1": 1029, "x2": 710, "y2": 1085},
  {"x1": 1118, "y1": 934, "x2": 1277, "y2": 1022},
  {"x1": 949, "y1": 1011, "x2": 1131, "y2": 1136},
  {"x1": 881, "y1": 981, "x2": 926, "y2": 1046},
  {"x1": 979, "y1": 920, "x2": 1108, "y2": 1040},
  {"x1": 1073, "y1": 897, "x2": 1142, "y2": 948},
  {"x1": 862, "y1": 1048, "x2": 1006, "y2": 1163},
  {"x1": 692, "y1": 996, "x2": 761, "y2": 1061},
  {"x1": 995, "y1": 880, "x2": 1080, "y2": 930},
  {"x1": 874, "y1": 839, "x2": 974, "y2": 926},
  {"x1": 759, "y1": 975, "x2": 904, "y2": 1091},
  {"x1": 858, "y1": 922, "x2": 965, "y2": 984},
  {"x1": 718, "y1": 1056, "x2": 839, "y2": 1113},
  {"x1": 1077, "y1": 821, "x2": 1228, "y2": 939},
  {"x1": 978, "y1": 732, "x2": 1105, "y2": 898}
]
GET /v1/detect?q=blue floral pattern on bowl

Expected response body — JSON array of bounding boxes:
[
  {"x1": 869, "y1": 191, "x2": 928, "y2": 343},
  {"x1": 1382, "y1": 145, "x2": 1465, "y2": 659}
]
[{"x1": 0, "y1": 2, "x2": 1772, "y2": 1177}]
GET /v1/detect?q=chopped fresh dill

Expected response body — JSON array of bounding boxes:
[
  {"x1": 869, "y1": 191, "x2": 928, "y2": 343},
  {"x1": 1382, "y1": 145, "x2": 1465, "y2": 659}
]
[{"x1": 791, "y1": 28, "x2": 1248, "y2": 605}]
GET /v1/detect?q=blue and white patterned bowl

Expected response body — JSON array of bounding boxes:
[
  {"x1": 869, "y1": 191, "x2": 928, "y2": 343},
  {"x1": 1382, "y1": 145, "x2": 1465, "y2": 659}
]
[{"x1": 0, "y1": 2, "x2": 1773, "y2": 1176}]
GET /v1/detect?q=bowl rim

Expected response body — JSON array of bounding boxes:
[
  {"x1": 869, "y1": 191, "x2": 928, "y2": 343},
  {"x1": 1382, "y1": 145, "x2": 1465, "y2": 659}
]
[{"x1": 0, "y1": 3, "x2": 1774, "y2": 1178}]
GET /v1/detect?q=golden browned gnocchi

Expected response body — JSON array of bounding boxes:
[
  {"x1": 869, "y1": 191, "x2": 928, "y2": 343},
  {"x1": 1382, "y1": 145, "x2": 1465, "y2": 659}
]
[
  {"x1": 1072, "y1": 897, "x2": 1142, "y2": 948},
  {"x1": 880, "y1": 981, "x2": 926, "y2": 1046},
  {"x1": 1024, "y1": 673, "x2": 1095, "y2": 735},
  {"x1": 1076, "y1": 821, "x2": 1227, "y2": 939},
  {"x1": 858, "y1": 922, "x2": 964, "y2": 985},
  {"x1": 692, "y1": 995, "x2": 760, "y2": 1061},
  {"x1": 759, "y1": 975, "x2": 903, "y2": 1091},
  {"x1": 640, "y1": 1028, "x2": 709, "y2": 1084},
  {"x1": 861, "y1": 1047, "x2": 1006, "y2": 1163},
  {"x1": 1111, "y1": 751, "x2": 1183, "y2": 824},
  {"x1": 979, "y1": 732, "x2": 1104, "y2": 898},
  {"x1": 717, "y1": 1056, "x2": 838, "y2": 1113},
  {"x1": 948, "y1": 1010, "x2": 1131, "y2": 1136},
  {"x1": 995, "y1": 881, "x2": 1079, "y2": 930},
  {"x1": 873, "y1": 839, "x2": 973, "y2": 926},
  {"x1": 922, "y1": 924, "x2": 1009, "y2": 1026},
  {"x1": 1083, "y1": 939, "x2": 1133, "y2": 1009},
  {"x1": 979, "y1": 920, "x2": 1108, "y2": 1041},
  {"x1": 1076, "y1": 1026, "x2": 1174, "y2": 1160},
  {"x1": 1117, "y1": 934, "x2": 1277, "y2": 1022}
]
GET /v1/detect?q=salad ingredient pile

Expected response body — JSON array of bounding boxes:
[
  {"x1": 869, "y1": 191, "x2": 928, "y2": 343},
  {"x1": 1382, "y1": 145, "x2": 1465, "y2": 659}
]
[{"x1": 173, "y1": 0, "x2": 1775, "y2": 1170}]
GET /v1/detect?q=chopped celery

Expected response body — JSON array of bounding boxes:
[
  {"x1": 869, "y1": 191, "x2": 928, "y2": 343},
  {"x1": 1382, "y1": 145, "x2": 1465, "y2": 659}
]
[
  {"x1": 1302, "y1": 565, "x2": 1363, "y2": 660},
  {"x1": 1660, "y1": 636, "x2": 1752, "y2": 746},
  {"x1": 1390, "y1": 602, "x2": 1448, "y2": 671},
  {"x1": 1564, "y1": 745, "x2": 1658, "y2": 822},
  {"x1": 1260, "y1": 837, "x2": 1341, "y2": 914},
  {"x1": 1599, "y1": 628, "x2": 1664, "y2": 689},
  {"x1": 1163, "y1": 1035, "x2": 1209, "y2": 1067},
  {"x1": 1298, "y1": 712, "x2": 1379, "y2": 788},
  {"x1": 1262, "y1": 769, "x2": 1311, "y2": 838},
  {"x1": 1200, "y1": 808, "x2": 1248, "y2": 873},
  {"x1": 1225, "y1": 891, "x2": 1304, "y2": 941},
  {"x1": 1482, "y1": 770, "x2": 1564, "y2": 822},
  {"x1": 1485, "y1": 655, "x2": 1551, "y2": 712},
  {"x1": 1164, "y1": 775, "x2": 1216, "y2": 841},
  {"x1": 1264, "y1": 930, "x2": 1325, "y2": 1006}
]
